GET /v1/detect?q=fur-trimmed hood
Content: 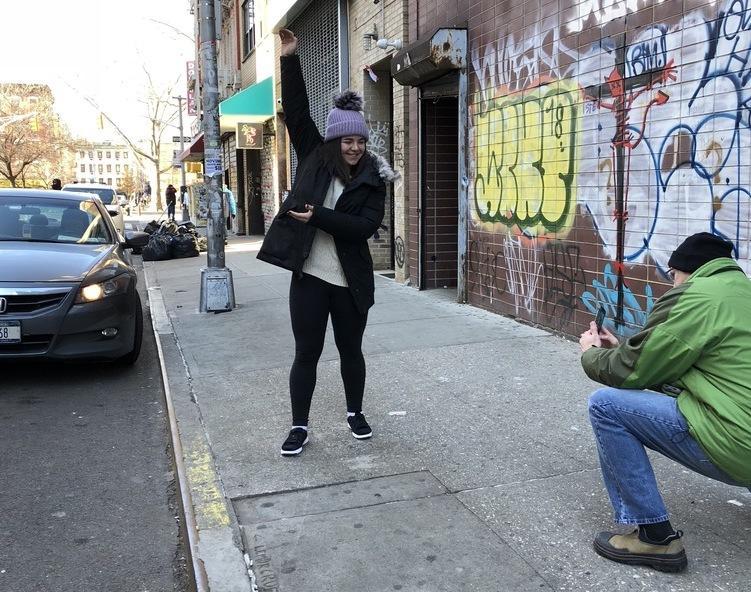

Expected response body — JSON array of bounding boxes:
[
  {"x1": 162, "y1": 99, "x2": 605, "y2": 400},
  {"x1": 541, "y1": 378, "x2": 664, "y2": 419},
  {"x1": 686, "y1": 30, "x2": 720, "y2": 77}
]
[{"x1": 367, "y1": 150, "x2": 400, "y2": 184}]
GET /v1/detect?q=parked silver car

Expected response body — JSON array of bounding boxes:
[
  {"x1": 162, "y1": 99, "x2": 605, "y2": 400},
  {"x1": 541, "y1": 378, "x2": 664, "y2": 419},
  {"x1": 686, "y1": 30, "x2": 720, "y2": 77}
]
[
  {"x1": 62, "y1": 182, "x2": 126, "y2": 237},
  {"x1": 0, "y1": 188, "x2": 149, "y2": 363}
]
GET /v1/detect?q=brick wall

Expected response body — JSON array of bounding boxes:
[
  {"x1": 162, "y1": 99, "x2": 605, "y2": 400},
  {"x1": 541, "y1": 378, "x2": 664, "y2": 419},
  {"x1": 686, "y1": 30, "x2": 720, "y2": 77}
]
[
  {"x1": 403, "y1": 0, "x2": 751, "y2": 338},
  {"x1": 348, "y1": 0, "x2": 410, "y2": 275},
  {"x1": 360, "y1": 69, "x2": 394, "y2": 270}
]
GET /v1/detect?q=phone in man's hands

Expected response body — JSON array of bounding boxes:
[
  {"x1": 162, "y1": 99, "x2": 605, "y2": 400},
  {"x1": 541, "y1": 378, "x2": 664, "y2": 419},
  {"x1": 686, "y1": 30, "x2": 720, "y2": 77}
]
[{"x1": 595, "y1": 306, "x2": 606, "y2": 333}]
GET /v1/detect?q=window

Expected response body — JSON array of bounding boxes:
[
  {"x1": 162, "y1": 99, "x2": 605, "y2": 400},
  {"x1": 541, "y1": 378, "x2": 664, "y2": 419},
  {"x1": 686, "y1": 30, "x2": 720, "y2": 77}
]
[
  {"x1": 115, "y1": 151, "x2": 120, "y2": 159},
  {"x1": 98, "y1": 178, "x2": 104, "y2": 184},
  {"x1": 88, "y1": 151, "x2": 93, "y2": 159},
  {"x1": 80, "y1": 164, "x2": 86, "y2": 172},
  {"x1": 107, "y1": 178, "x2": 112, "y2": 185},
  {"x1": 116, "y1": 164, "x2": 121, "y2": 173},
  {"x1": 123, "y1": 151, "x2": 128, "y2": 159},
  {"x1": 98, "y1": 164, "x2": 103, "y2": 173},
  {"x1": 106, "y1": 164, "x2": 112, "y2": 172},
  {"x1": 242, "y1": 0, "x2": 255, "y2": 56},
  {"x1": 89, "y1": 164, "x2": 94, "y2": 173},
  {"x1": 80, "y1": 151, "x2": 85, "y2": 158},
  {"x1": 80, "y1": 178, "x2": 86, "y2": 183},
  {"x1": 124, "y1": 164, "x2": 129, "y2": 172},
  {"x1": 97, "y1": 151, "x2": 102, "y2": 159},
  {"x1": 106, "y1": 151, "x2": 111, "y2": 159}
]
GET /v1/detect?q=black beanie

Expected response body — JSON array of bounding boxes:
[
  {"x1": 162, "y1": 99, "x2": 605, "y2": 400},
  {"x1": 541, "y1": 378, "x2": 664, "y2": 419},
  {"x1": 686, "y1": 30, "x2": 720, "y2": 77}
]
[{"x1": 667, "y1": 232, "x2": 734, "y2": 273}]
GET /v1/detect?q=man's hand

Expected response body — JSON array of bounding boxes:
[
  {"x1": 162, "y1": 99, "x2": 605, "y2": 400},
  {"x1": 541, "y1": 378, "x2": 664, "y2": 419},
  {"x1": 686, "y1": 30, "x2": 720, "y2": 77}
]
[
  {"x1": 579, "y1": 321, "x2": 619, "y2": 353},
  {"x1": 279, "y1": 29, "x2": 298, "y2": 56},
  {"x1": 287, "y1": 204, "x2": 313, "y2": 223}
]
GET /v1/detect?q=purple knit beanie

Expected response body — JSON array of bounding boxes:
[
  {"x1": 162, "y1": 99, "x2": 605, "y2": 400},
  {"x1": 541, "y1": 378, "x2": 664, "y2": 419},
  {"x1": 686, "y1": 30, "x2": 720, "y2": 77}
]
[{"x1": 324, "y1": 90, "x2": 369, "y2": 142}]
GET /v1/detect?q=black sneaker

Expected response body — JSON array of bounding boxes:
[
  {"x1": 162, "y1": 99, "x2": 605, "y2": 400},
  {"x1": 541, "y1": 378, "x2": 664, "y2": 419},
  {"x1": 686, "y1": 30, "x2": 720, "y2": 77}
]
[
  {"x1": 347, "y1": 413, "x2": 372, "y2": 439},
  {"x1": 281, "y1": 428, "x2": 309, "y2": 456}
]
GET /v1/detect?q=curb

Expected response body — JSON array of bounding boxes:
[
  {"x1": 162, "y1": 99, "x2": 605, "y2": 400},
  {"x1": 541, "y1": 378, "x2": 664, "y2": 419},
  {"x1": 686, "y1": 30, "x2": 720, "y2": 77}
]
[{"x1": 143, "y1": 262, "x2": 253, "y2": 592}]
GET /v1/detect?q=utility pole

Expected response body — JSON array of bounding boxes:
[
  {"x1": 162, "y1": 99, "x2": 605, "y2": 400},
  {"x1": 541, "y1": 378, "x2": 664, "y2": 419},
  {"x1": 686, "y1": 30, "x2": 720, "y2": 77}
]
[
  {"x1": 172, "y1": 95, "x2": 190, "y2": 222},
  {"x1": 198, "y1": 0, "x2": 235, "y2": 312}
]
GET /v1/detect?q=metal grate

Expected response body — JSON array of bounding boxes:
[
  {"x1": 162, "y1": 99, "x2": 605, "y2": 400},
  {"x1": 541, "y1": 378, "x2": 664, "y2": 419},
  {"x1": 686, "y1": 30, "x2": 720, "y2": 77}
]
[
  {"x1": 288, "y1": 0, "x2": 340, "y2": 180},
  {"x1": 3, "y1": 292, "x2": 69, "y2": 314}
]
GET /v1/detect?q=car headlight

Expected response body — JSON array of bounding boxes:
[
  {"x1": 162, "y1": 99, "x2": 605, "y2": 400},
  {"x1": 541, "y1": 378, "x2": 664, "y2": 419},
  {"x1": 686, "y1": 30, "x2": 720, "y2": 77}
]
[{"x1": 75, "y1": 274, "x2": 131, "y2": 304}]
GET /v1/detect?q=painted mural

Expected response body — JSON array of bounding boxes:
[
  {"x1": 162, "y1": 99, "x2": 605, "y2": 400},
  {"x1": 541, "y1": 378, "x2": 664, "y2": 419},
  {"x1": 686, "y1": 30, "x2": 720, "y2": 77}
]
[{"x1": 468, "y1": 0, "x2": 751, "y2": 337}]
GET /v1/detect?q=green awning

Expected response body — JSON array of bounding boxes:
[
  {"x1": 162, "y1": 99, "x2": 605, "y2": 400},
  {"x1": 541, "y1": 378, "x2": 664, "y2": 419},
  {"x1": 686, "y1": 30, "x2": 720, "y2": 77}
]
[{"x1": 219, "y1": 76, "x2": 274, "y2": 133}]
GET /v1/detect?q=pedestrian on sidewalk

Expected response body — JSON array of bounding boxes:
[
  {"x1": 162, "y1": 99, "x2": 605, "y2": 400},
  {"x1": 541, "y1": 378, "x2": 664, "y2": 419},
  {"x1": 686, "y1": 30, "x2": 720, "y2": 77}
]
[
  {"x1": 143, "y1": 181, "x2": 152, "y2": 209},
  {"x1": 224, "y1": 183, "x2": 237, "y2": 234},
  {"x1": 257, "y1": 28, "x2": 397, "y2": 456},
  {"x1": 579, "y1": 232, "x2": 751, "y2": 573},
  {"x1": 165, "y1": 184, "x2": 177, "y2": 221}
]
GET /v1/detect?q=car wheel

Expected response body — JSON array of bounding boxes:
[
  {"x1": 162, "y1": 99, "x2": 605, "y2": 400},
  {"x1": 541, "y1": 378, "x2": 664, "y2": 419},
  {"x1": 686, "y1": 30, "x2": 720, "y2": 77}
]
[{"x1": 117, "y1": 292, "x2": 143, "y2": 365}]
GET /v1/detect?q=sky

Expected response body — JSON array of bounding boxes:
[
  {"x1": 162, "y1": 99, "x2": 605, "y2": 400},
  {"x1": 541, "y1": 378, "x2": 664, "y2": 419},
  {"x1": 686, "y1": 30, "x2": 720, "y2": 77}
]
[{"x1": 1, "y1": 0, "x2": 196, "y2": 142}]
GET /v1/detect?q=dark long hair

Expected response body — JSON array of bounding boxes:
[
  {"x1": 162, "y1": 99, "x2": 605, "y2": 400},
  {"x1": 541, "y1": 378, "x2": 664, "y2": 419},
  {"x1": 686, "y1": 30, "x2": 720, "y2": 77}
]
[{"x1": 320, "y1": 139, "x2": 367, "y2": 183}]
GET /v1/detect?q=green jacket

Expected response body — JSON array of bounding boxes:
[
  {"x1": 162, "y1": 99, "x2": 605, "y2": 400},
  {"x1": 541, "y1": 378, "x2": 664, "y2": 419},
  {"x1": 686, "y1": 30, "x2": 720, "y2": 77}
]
[{"x1": 581, "y1": 258, "x2": 751, "y2": 485}]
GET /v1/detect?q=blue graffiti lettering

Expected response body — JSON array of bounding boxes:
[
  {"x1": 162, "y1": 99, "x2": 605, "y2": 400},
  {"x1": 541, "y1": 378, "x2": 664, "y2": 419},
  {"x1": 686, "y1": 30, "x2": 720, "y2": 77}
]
[
  {"x1": 619, "y1": 0, "x2": 751, "y2": 266},
  {"x1": 626, "y1": 26, "x2": 668, "y2": 78},
  {"x1": 581, "y1": 263, "x2": 655, "y2": 338}
]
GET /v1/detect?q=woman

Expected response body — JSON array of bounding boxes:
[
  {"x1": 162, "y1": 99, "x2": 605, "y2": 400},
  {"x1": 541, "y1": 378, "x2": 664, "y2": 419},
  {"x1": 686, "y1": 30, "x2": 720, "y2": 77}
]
[
  {"x1": 165, "y1": 184, "x2": 177, "y2": 221},
  {"x1": 257, "y1": 29, "x2": 397, "y2": 456},
  {"x1": 224, "y1": 184, "x2": 238, "y2": 234}
]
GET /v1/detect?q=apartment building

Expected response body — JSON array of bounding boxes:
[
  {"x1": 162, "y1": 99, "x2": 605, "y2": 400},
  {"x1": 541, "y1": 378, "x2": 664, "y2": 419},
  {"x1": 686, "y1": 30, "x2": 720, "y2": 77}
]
[{"x1": 74, "y1": 142, "x2": 135, "y2": 188}]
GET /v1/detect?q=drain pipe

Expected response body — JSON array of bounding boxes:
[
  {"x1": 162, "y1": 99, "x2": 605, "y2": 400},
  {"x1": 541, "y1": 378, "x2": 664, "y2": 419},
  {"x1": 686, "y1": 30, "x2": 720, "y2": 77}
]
[{"x1": 457, "y1": 66, "x2": 468, "y2": 303}]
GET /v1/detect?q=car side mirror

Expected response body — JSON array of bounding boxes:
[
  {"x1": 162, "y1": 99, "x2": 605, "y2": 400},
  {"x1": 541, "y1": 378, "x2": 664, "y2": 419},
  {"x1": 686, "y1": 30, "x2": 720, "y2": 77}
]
[
  {"x1": 107, "y1": 208, "x2": 120, "y2": 217},
  {"x1": 123, "y1": 230, "x2": 150, "y2": 249}
]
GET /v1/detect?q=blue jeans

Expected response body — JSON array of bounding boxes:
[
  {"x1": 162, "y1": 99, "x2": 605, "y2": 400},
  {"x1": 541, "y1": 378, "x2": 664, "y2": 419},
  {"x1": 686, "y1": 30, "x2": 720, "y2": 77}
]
[{"x1": 588, "y1": 387, "x2": 744, "y2": 525}]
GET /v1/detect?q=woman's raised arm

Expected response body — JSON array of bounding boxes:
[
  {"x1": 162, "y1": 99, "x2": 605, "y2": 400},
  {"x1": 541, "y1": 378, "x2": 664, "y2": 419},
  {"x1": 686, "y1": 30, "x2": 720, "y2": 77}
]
[{"x1": 279, "y1": 29, "x2": 322, "y2": 162}]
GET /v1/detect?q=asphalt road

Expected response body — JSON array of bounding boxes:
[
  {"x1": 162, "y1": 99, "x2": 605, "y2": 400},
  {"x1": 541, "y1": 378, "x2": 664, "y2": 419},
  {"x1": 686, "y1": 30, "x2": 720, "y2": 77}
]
[{"x1": 0, "y1": 263, "x2": 193, "y2": 592}]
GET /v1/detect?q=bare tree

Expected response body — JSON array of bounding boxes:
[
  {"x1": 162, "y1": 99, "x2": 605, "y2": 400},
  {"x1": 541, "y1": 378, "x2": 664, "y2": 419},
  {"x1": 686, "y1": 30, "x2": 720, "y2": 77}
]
[
  {"x1": 0, "y1": 83, "x2": 76, "y2": 187},
  {"x1": 79, "y1": 69, "x2": 180, "y2": 211}
]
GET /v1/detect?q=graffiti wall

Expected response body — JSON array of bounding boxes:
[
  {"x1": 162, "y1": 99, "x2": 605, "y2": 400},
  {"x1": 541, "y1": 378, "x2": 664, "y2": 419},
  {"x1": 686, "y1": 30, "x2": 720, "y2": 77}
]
[{"x1": 467, "y1": 0, "x2": 751, "y2": 337}]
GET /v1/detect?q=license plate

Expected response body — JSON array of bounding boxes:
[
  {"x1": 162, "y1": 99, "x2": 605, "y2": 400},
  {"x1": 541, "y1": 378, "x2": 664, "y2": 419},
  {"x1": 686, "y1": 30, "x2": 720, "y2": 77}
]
[{"x1": 0, "y1": 321, "x2": 21, "y2": 343}]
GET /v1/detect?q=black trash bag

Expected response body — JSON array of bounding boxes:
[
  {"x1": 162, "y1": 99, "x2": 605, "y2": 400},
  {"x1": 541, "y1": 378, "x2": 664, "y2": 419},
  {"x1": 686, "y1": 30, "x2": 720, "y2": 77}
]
[
  {"x1": 143, "y1": 220, "x2": 160, "y2": 235},
  {"x1": 142, "y1": 234, "x2": 173, "y2": 261},
  {"x1": 171, "y1": 234, "x2": 199, "y2": 258}
]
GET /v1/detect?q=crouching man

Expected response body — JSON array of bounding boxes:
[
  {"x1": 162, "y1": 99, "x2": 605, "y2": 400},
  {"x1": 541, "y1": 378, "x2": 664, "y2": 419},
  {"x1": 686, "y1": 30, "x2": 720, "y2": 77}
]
[{"x1": 579, "y1": 232, "x2": 751, "y2": 572}]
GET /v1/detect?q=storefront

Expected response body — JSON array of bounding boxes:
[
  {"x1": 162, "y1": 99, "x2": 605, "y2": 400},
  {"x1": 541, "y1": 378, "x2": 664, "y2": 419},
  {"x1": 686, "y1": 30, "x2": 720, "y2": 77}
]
[{"x1": 218, "y1": 76, "x2": 275, "y2": 235}]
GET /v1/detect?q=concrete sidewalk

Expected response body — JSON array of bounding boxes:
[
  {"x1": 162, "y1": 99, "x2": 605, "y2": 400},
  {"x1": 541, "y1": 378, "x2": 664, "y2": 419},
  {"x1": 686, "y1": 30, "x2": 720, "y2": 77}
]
[{"x1": 143, "y1": 236, "x2": 750, "y2": 592}]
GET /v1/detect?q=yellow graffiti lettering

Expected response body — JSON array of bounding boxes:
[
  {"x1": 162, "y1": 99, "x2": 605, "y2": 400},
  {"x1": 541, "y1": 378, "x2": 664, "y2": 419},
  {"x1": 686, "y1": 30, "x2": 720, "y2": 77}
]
[{"x1": 474, "y1": 80, "x2": 580, "y2": 237}]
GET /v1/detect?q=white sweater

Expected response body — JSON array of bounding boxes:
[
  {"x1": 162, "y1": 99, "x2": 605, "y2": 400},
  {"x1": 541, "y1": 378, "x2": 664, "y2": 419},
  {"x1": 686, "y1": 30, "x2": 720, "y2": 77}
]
[{"x1": 302, "y1": 177, "x2": 348, "y2": 287}]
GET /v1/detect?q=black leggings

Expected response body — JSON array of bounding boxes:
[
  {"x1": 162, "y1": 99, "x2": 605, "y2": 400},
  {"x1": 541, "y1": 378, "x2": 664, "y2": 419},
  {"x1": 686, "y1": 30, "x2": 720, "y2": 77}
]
[{"x1": 289, "y1": 273, "x2": 368, "y2": 426}]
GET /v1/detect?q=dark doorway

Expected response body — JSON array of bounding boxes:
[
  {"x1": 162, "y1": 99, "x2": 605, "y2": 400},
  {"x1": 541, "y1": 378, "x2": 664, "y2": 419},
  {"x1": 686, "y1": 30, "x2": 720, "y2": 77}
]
[
  {"x1": 244, "y1": 150, "x2": 264, "y2": 235},
  {"x1": 236, "y1": 153, "x2": 246, "y2": 234},
  {"x1": 421, "y1": 96, "x2": 459, "y2": 289}
]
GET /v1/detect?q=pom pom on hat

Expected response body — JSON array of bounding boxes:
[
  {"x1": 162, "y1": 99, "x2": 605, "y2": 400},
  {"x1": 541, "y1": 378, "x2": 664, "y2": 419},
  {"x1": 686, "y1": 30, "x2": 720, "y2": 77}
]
[
  {"x1": 333, "y1": 90, "x2": 364, "y2": 111},
  {"x1": 324, "y1": 89, "x2": 369, "y2": 142}
]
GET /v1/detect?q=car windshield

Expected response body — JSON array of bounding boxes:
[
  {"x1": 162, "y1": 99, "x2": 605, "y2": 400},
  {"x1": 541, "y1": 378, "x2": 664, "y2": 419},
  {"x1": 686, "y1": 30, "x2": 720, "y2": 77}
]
[
  {"x1": 0, "y1": 195, "x2": 113, "y2": 244},
  {"x1": 65, "y1": 186, "x2": 118, "y2": 204}
]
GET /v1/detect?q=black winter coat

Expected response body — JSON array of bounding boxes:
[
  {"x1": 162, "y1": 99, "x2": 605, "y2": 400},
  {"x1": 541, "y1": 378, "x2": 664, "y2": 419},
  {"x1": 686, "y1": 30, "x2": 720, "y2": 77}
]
[{"x1": 257, "y1": 55, "x2": 397, "y2": 314}]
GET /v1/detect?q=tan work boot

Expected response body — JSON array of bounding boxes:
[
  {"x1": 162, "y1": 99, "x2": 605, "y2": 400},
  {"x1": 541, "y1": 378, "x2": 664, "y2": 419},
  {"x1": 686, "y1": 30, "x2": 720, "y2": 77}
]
[{"x1": 593, "y1": 529, "x2": 688, "y2": 572}]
